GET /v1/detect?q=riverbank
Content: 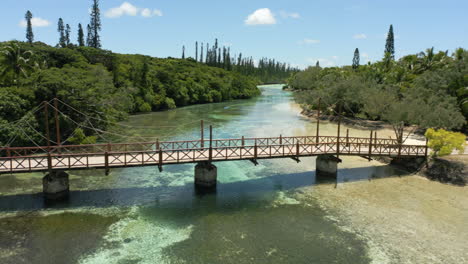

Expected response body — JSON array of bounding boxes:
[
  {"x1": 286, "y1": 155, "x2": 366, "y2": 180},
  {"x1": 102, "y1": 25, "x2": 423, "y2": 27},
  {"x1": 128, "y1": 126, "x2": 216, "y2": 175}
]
[
  {"x1": 301, "y1": 108, "x2": 422, "y2": 134},
  {"x1": 300, "y1": 105, "x2": 468, "y2": 186}
]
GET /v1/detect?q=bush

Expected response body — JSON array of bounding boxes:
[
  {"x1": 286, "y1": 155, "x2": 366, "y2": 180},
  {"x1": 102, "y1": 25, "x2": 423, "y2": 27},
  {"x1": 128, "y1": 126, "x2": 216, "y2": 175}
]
[
  {"x1": 138, "y1": 102, "x2": 152, "y2": 112},
  {"x1": 165, "y1": 97, "x2": 176, "y2": 109},
  {"x1": 425, "y1": 128, "x2": 466, "y2": 157},
  {"x1": 68, "y1": 128, "x2": 97, "y2": 145}
]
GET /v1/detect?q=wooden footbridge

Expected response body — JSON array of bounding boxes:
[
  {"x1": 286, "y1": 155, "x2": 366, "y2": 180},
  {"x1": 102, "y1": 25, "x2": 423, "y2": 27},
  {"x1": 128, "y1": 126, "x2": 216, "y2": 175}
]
[{"x1": 0, "y1": 133, "x2": 427, "y2": 175}]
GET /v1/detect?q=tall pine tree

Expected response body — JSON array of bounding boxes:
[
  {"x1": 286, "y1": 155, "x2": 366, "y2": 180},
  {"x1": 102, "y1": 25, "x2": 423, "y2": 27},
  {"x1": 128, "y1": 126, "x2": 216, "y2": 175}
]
[
  {"x1": 78, "y1": 23, "x2": 85, "y2": 46},
  {"x1": 182, "y1": 46, "x2": 185, "y2": 59},
  {"x1": 86, "y1": 24, "x2": 92, "y2": 46},
  {"x1": 25, "y1": 11, "x2": 34, "y2": 44},
  {"x1": 352, "y1": 48, "x2": 360, "y2": 69},
  {"x1": 89, "y1": 0, "x2": 102, "y2": 48},
  {"x1": 316, "y1": 61, "x2": 320, "y2": 67},
  {"x1": 57, "y1": 18, "x2": 66, "y2": 47},
  {"x1": 65, "y1": 24, "x2": 71, "y2": 46},
  {"x1": 195, "y1": 41, "x2": 198, "y2": 61},
  {"x1": 385, "y1": 24, "x2": 395, "y2": 59},
  {"x1": 200, "y1": 43, "x2": 204, "y2": 63}
]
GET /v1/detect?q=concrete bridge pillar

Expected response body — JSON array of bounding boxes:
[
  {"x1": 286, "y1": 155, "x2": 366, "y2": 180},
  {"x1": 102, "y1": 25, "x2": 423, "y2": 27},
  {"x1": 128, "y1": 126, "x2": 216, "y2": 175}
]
[
  {"x1": 316, "y1": 155, "x2": 342, "y2": 178},
  {"x1": 194, "y1": 162, "x2": 217, "y2": 189},
  {"x1": 42, "y1": 170, "x2": 69, "y2": 200}
]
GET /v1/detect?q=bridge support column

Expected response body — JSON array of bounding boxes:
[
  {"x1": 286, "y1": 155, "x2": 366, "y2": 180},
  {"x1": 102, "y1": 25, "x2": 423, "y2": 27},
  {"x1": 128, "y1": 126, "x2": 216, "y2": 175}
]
[
  {"x1": 194, "y1": 162, "x2": 217, "y2": 190},
  {"x1": 42, "y1": 170, "x2": 69, "y2": 200},
  {"x1": 316, "y1": 155, "x2": 342, "y2": 178}
]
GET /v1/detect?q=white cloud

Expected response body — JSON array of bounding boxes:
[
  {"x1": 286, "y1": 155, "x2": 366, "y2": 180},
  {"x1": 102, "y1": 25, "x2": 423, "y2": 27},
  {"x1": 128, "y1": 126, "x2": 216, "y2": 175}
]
[
  {"x1": 152, "y1": 9, "x2": 163, "y2": 17},
  {"x1": 19, "y1": 17, "x2": 50, "y2": 28},
  {"x1": 353, "y1": 33, "x2": 367, "y2": 39},
  {"x1": 299, "y1": 39, "x2": 320, "y2": 45},
  {"x1": 105, "y1": 2, "x2": 162, "y2": 18},
  {"x1": 141, "y1": 8, "x2": 152, "y2": 17},
  {"x1": 279, "y1": 11, "x2": 300, "y2": 19},
  {"x1": 245, "y1": 8, "x2": 276, "y2": 25},
  {"x1": 105, "y1": 2, "x2": 138, "y2": 18}
]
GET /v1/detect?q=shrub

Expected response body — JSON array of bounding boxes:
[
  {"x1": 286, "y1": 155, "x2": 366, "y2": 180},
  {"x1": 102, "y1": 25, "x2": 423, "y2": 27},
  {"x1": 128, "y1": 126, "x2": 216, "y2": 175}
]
[{"x1": 425, "y1": 128, "x2": 466, "y2": 157}]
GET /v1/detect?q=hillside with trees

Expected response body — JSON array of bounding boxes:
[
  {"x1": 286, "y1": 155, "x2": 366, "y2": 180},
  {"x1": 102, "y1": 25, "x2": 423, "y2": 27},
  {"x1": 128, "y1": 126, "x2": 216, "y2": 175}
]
[
  {"x1": 0, "y1": 41, "x2": 260, "y2": 146},
  {"x1": 288, "y1": 25, "x2": 467, "y2": 139},
  {"x1": 0, "y1": 0, "x2": 269, "y2": 147}
]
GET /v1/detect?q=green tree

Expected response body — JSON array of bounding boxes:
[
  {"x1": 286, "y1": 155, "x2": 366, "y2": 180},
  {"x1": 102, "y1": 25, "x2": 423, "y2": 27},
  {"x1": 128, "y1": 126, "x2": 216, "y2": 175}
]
[
  {"x1": 65, "y1": 24, "x2": 71, "y2": 46},
  {"x1": 25, "y1": 11, "x2": 34, "y2": 44},
  {"x1": 0, "y1": 44, "x2": 33, "y2": 86},
  {"x1": 425, "y1": 128, "x2": 465, "y2": 157},
  {"x1": 68, "y1": 128, "x2": 97, "y2": 145},
  {"x1": 57, "y1": 18, "x2": 66, "y2": 48},
  {"x1": 200, "y1": 42, "x2": 204, "y2": 63},
  {"x1": 78, "y1": 23, "x2": 85, "y2": 46},
  {"x1": 86, "y1": 24, "x2": 92, "y2": 46},
  {"x1": 182, "y1": 45, "x2": 185, "y2": 59},
  {"x1": 89, "y1": 0, "x2": 101, "y2": 48},
  {"x1": 385, "y1": 24, "x2": 395, "y2": 59},
  {"x1": 195, "y1": 41, "x2": 198, "y2": 61},
  {"x1": 352, "y1": 48, "x2": 360, "y2": 69},
  {"x1": 316, "y1": 61, "x2": 320, "y2": 67}
]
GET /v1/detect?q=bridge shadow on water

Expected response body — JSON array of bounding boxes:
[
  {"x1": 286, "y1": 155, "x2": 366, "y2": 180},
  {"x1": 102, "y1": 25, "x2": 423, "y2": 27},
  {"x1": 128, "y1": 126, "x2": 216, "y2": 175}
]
[{"x1": 0, "y1": 164, "x2": 408, "y2": 213}]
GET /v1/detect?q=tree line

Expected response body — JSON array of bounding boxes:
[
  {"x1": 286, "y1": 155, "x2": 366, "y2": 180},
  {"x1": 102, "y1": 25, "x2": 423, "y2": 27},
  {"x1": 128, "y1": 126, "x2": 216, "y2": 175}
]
[
  {"x1": 24, "y1": 1, "x2": 297, "y2": 85},
  {"x1": 182, "y1": 39, "x2": 299, "y2": 84},
  {"x1": 288, "y1": 25, "x2": 467, "y2": 140},
  {"x1": 24, "y1": 0, "x2": 101, "y2": 49}
]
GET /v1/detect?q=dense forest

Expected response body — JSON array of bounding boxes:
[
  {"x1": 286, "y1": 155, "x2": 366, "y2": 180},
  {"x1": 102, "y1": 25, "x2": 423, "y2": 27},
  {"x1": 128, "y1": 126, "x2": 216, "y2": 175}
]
[
  {"x1": 288, "y1": 25, "x2": 467, "y2": 140},
  {"x1": 0, "y1": 41, "x2": 261, "y2": 146},
  {"x1": 183, "y1": 39, "x2": 299, "y2": 83}
]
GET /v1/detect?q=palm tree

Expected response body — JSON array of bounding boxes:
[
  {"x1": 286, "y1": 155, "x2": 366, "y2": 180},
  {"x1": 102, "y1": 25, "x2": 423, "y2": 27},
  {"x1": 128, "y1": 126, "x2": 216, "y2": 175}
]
[{"x1": 0, "y1": 43, "x2": 34, "y2": 86}]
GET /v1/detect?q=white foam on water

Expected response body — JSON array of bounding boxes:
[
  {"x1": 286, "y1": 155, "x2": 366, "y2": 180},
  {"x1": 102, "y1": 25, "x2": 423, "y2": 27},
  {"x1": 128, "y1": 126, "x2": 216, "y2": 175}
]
[
  {"x1": 79, "y1": 206, "x2": 193, "y2": 264},
  {"x1": 271, "y1": 191, "x2": 301, "y2": 206}
]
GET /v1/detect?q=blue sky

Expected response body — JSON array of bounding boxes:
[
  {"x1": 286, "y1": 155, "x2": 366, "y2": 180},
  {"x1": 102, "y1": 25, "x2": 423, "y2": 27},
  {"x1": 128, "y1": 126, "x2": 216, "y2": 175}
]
[{"x1": 2, "y1": 0, "x2": 467, "y2": 68}]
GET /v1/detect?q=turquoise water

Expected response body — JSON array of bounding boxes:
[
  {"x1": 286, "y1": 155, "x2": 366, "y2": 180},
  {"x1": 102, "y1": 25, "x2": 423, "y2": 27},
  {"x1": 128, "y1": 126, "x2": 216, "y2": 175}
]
[{"x1": 0, "y1": 85, "x2": 425, "y2": 263}]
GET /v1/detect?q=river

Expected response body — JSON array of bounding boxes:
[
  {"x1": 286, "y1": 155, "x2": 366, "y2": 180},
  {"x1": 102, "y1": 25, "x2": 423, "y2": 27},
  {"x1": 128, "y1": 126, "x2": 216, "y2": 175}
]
[{"x1": 0, "y1": 84, "x2": 466, "y2": 264}]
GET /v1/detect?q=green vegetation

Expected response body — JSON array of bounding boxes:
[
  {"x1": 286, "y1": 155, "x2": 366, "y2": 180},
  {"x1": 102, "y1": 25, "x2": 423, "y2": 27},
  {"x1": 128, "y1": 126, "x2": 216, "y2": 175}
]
[
  {"x1": 288, "y1": 25, "x2": 467, "y2": 140},
  {"x1": 25, "y1": 11, "x2": 33, "y2": 44},
  {"x1": 0, "y1": 41, "x2": 260, "y2": 146},
  {"x1": 425, "y1": 128, "x2": 465, "y2": 157},
  {"x1": 188, "y1": 38, "x2": 299, "y2": 84},
  {"x1": 352, "y1": 48, "x2": 360, "y2": 70},
  {"x1": 77, "y1": 24, "x2": 85, "y2": 47},
  {"x1": 385, "y1": 25, "x2": 395, "y2": 59},
  {"x1": 87, "y1": 0, "x2": 101, "y2": 49}
]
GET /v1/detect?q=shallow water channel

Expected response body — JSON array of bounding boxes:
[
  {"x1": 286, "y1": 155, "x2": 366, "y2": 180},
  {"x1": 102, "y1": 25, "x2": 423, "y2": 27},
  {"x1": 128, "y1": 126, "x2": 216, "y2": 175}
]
[{"x1": 0, "y1": 85, "x2": 466, "y2": 264}]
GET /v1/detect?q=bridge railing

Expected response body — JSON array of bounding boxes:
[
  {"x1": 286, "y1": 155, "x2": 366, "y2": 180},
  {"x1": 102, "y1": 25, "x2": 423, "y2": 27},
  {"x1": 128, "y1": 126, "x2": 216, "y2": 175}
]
[
  {"x1": 0, "y1": 135, "x2": 402, "y2": 158},
  {"x1": 0, "y1": 141, "x2": 427, "y2": 173}
]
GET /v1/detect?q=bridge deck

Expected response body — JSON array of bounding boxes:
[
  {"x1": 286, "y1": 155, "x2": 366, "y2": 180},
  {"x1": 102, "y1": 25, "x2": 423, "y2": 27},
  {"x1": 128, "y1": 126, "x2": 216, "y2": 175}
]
[{"x1": 0, "y1": 136, "x2": 427, "y2": 174}]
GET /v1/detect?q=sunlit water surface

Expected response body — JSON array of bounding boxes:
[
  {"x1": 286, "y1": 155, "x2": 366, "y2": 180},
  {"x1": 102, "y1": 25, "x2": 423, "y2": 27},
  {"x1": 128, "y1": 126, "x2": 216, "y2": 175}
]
[{"x1": 0, "y1": 85, "x2": 466, "y2": 264}]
